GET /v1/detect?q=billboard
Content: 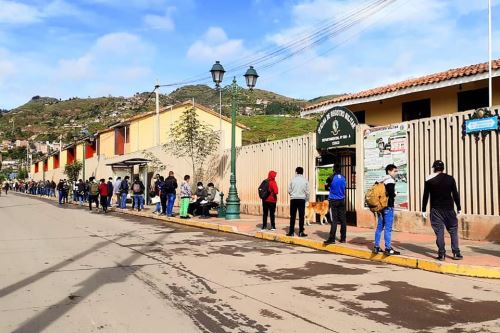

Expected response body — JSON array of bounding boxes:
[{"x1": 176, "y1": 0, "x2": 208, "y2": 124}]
[{"x1": 364, "y1": 123, "x2": 408, "y2": 210}]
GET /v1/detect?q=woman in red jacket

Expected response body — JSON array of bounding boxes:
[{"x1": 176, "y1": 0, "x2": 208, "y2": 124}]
[{"x1": 262, "y1": 170, "x2": 278, "y2": 231}]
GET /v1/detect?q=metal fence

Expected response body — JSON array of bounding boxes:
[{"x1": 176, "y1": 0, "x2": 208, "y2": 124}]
[{"x1": 407, "y1": 108, "x2": 500, "y2": 216}]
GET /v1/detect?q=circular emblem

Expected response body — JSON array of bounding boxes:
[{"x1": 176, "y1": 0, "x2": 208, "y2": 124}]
[{"x1": 331, "y1": 118, "x2": 340, "y2": 136}]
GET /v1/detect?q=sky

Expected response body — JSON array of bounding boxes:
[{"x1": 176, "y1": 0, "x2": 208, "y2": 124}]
[{"x1": 0, "y1": 0, "x2": 499, "y2": 109}]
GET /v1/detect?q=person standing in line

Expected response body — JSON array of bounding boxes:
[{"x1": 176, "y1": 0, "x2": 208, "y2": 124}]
[
  {"x1": 77, "y1": 179, "x2": 85, "y2": 206},
  {"x1": 107, "y1": 177, "x2": 114, "y2": 208},
  {"x1": 113, "y1": 177, "x2": 122, "y2": 207},
  {"x1": 132, "y1": 177, "x2": 145, "y2": 211},
  {"x1": 56, "y1": 180, "x2": 64, "y2": 205},
  {"x1": 324, "y1": 164, "x2": 347, "y2": 244},
  {"x1": 179, "y1": 175, "x2": 192, "y2": 219},
  {"x1": 98, "y1": 179, "x2": 109, "y2": 213},
  {"x1": 62, "y1": 180, "x2": 70, "y2": 203},
  {"x1": 287, "y1": 167, "x2": 310, "y2": 237},
  {"x1": 88, "y1": 177, "x2": 100, "y2": 211},
  {"x1": 422, "y1": 160, "x2": 463, "y2": 261},
  {"x1": 163, "y1": 171, "x2": 178, "y2": 217},
  {"x1": 261, "y1": 171, "x2": 278, "y2": 231},
  {"x1": 372, "y1": 164, "x2": 400, "y2": 256},
  {"x1": 119, "y1": 176, "x2": 129, "y2": 209}
]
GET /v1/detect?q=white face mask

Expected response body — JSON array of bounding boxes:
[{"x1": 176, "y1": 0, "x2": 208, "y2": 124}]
[{"x1": 198, "y1": 186, "x2": 203, "y2": 189}]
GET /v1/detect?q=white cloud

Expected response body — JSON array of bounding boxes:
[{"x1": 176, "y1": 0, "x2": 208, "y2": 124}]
[
  {"x1": 187, "y1": 27, "x2": 246, "y2": 62},
  {"x1": 144, "y1": 7, "x2": 175, "y2": 31},
  {"x1": 0, "y1": 0, "x2": 40, "y2": 24}
]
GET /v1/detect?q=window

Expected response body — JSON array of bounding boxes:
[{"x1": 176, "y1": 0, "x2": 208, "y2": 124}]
[
  {"x1": 35, "y1": 162, "x2": 39, "y2": 173},
  {"x1": 457, "y1": 87, "x2": 488, "y2": 112},
  {"x1": 115, "y1": 127, "x2": 125, "y2": 156},
  {"x1": 354, "y1": 111, "x2": 366, "y2": 124},
  {"x1": 53, "y1": 154, "x2": 60, "y2": 169},
  {"x1": 402, "y1": 98, "x2": 431, "y2": 121},
  {"x1": 67, "y1": 147, "x2": 75, "y2": 165}
]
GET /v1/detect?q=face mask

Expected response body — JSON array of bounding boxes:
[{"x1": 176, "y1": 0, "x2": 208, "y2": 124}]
[{"x1": 198, "y1": 186, "x2": 203, "y2": 189}]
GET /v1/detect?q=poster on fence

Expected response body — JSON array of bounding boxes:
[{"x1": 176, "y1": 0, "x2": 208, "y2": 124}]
[
  {"x1": 364, "y1": 123, "x2": 408, "y2": 210},
  {"x1": 316, "y1": 164, "x2": 333, "y2": 195}
]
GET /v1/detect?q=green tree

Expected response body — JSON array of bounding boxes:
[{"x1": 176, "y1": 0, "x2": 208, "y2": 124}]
[
  {"x1": 64, "y1": 161, "x2": 83, "y2": 181},
  {"x1": 17, "y1": 168, "x2": 28, "y2": 180},
  {"x1": 164, "y1": 107, "x2": 220, "y2": 180}
]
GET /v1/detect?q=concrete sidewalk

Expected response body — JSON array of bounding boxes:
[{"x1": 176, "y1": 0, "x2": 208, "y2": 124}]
[{"x1": 16, "y1": 193, "x2": 500, "y2": 278}]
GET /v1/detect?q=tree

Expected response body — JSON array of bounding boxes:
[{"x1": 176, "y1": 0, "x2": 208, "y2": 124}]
[
  {"x1": 17, "y1": 168, "x2": 28, "y2": 180},
  {"x1": 164, "y1": 107, "x2": 220, "y2": 180},
  {"x1": 64, "y1": 161, "x2": 83, "y2": 181}
]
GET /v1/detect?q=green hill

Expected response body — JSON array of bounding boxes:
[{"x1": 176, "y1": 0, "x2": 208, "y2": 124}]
[{"x1": 0, "y1": 85, "x2": 326, "y2": 145}]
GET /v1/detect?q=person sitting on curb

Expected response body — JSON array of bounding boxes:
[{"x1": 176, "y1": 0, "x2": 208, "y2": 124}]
[
  {"x1": 200, "y1": 183, "x2": 220, "y2": 218},
  {"x1": 189, "y1": 182, "x2": 207, "y2": 217}
]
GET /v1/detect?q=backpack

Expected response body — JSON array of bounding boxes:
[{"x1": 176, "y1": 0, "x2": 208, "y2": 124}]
[
  {"x1": 133, "y1": 182, "x2": 141, "y2": 193},
  {"x1": 365, "y1": 182, "x2": 388, "y2": 212},
  {"x1": 258, "y1": 179, "x2": 270, "y2": 200},
  {"x1": 89, "y1": 182, "x2": 99, "y2": 195}
]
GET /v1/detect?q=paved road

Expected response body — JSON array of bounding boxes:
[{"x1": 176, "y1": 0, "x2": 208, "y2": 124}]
[{"x1": 1, "y1": 194, "x2": 499, "y2": 333}]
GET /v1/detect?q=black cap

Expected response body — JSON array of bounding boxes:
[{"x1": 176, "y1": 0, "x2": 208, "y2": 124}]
[{"x1": 432, "y1": 160, "x2": 445, "y2": 171}]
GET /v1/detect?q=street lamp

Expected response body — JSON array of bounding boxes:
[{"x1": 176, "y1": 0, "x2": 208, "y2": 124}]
[{"x1": 210, "y1": 61, "x2": 259, "y2": 220}]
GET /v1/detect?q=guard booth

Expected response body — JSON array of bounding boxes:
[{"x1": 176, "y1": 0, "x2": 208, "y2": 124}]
[
  {"x1": 315, "y1": 106, "x2": 359, "y2": 225},
  {"x1": 106, "y1": 157, "x2": 151, "y2": 203}
]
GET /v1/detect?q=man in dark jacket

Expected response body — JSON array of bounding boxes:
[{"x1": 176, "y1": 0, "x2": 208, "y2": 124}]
[
  {"x1": 132, "y1": 177, "x2": 145, "y2": 211},
  {"x1": 107, "y1": 177, "x2": 114, "y2": 208},
  {"x1": 324, "y1": 164, "x2": 347, "y2": 244},
  {"x1": 56, "y1": 180, "x2": 64, "y2": 205},
  {"x1": 161, "y1": 171, "x2": 178, "y2": 216},
  {"x1": 262, "y1": 171, "x2": 278, "y2": 231},
  {"x1": 119, "y1": 176, "x2": 129, "y2": 209},
  {"x1": 422, "y1": 160, "x2": 463, "y2": 261}
]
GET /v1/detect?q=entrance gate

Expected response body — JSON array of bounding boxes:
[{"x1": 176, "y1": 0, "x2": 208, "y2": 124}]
[{"x1": 316, "y1": 148, "x2": 357, "y2": 225}]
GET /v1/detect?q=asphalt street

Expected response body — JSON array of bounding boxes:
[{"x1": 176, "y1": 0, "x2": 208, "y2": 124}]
[{"x1": 1, "y1": 193, "x2": 499, "y2": 333}]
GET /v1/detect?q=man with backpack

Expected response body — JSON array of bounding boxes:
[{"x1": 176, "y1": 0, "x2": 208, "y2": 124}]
[
  {"x1": 88, "y1": 177, "x2": 99, "y2": 211},
  {"x1": 422, "y1": 160, "x2": 463, "y2": 261},
  {"x1": 161, "y1": 171, "x2": 178, "y2": 216},
  {"x1": 259, "y1": 170, "x2": 278, "y2": 231},
  {"x1": 324, "y1": 164, "x2": 347, "y2": 244},
  {"x1": 287, "y1": 167, "x2": 310, "y2": 237},
  {"x1": 119, "y1": 176, "x2": 129, "y2": 209},
  {"x1": 370, "y1": 164, "x2": 400, "y2": 256},
  {"x1": 132, "y1": 177, "x2": 145, "y2": 211}
]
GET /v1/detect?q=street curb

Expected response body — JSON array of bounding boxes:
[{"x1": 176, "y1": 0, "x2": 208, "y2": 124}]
[{"x1": 17, "y1": 193, "x2": 500, "y2": 279}]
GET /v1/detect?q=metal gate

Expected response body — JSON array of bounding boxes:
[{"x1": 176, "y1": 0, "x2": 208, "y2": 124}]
[{"x1": 316, "y1": 148, "x2": 357, "y2": 225}]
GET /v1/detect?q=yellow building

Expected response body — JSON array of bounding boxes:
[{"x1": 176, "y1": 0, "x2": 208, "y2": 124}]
[
  {"x1": 302, "y1": 59, "x2": 500, "y2": 123},
  {"x1": 31, "y1": 100, "x2": 246, "y2": 180}
]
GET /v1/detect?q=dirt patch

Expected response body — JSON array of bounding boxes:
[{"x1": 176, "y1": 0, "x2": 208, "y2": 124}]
[
  {"x1": 240, "y1": 261, "x2": 369, "y2": 281},
  {"x1": 344, "y1": 280, "x2": 500, "y2": 330},
  {"x1": 259, "y1": 309, "x2": 284, "y2": 320}
]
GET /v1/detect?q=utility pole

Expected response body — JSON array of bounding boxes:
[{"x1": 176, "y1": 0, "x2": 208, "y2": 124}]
[
  {"x1": 488, "y1": 0, "x2": 493, "y2": 108},
  {"x1": 155, "y1": 80, "x2": 160, "y2": 146}
]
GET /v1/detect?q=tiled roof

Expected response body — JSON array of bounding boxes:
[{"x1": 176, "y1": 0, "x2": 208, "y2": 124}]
[{"x1": 304, "y1": 59, "x2": 500, "y2": 112}]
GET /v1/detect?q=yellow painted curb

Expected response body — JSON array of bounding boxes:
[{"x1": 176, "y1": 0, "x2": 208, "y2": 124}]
[{"x1": 18, "y1": 193, "x2": 500, "y2": 279}]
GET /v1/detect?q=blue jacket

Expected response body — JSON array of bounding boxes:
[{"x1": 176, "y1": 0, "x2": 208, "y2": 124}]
[{"x1": 328, "y1": 174, "x2": 346, "y2": 200}]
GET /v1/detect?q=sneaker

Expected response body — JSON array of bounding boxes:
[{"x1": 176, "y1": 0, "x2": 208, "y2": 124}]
[
  {"x1": 270, "y1": 228, "x2": 276, "y2": 231},
  {"x1": 452, "y1": 252, "x2": 463, "y2": 260},
  {"x1": 384, "y1": 248, "x2": 400, "y2": 256},
  {"x1": 324, "y1": 238, "x2": 336, "y2": 245},
  {"x1": 298, "y1": 232, "x2": 308, "y2": 237},
  {"x1": 436, "y1": 253, "x2": 446, "y2": 261},
  {"x1": 372, "y1": 246, "x2": 381, "y2": 254}
]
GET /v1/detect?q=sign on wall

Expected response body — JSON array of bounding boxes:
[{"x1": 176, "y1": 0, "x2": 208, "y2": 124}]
[
  {"x1": 364, "y1": 123, "x2": 408, "y2": 210},
  {"x1": 316, "y1": 106, "x2": 358, "y2": 149},
  {"x1": 463, "y1": 108, "x2": 500, "y2": 141},
  {"x1": 316, "y1": 164, "x2": 333, "y2": 195}
]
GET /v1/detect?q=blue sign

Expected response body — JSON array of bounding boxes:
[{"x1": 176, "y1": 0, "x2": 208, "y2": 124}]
[{"x1": 465, "y1": 116, "x2": 499, "y2": 134}]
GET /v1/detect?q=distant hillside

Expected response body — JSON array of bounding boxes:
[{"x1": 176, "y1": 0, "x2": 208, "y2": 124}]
[
  {"x1": 0, "y1": 86, "x2": 332, "y2": 145},
  {"x1": 308, "y1": 94, "x2": 345, "y2": 104}
]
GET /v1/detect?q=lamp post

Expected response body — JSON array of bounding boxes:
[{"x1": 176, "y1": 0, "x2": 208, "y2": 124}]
[{"x1": 210, "y1": 61, "x2": 259, "y2": 220}]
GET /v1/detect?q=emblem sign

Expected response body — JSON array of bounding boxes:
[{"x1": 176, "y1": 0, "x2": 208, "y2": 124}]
[{"x1": 316, "y1": 106, "x2": 359, "y2": 149}]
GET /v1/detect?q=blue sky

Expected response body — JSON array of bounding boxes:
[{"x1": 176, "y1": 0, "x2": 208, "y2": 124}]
[{"x1": 0, "y1": 0, "x2": 499, "y2": 109}]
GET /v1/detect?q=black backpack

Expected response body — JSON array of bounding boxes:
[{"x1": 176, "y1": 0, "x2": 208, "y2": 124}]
[{"x1": 258, "y1": 179, "x2": 270, "y2": 200}]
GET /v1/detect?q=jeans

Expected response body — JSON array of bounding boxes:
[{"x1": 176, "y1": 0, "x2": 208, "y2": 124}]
[
  {"x1": 133, "y1": 194, "x2": 144, "y2": 210},
  {"x1": 329, "y1": 199, "x2": 347, "y2": 241},
  {"x1": 155, "y1": 202, "x2": 161, "y2": 213},
  {"x1": 262, "y1": 201, "x2": 276, "y2": 229},
  {"x1": 78, "y1": 194, "x2": 84, "y2": 206},
  {"x1": 120, "y1": 193, "x2": 127, "y2": 209},
  {"x1": 107, "y1": 195, "x2": 112, "y2": 207},
  {"x1": 58, "y1": 190, "x2": 64, "y2": 204},
  {"x1": 88, "y1": 195, "x2": 99, "y2": 211},
  {"x1": 289, "y1": 199, "x2": 306, "y2": 233},
  {"x1": 430, "y1": 208, "x2": 460, "y2": 255},
  {"x1": 167, "y1": 193, "x2": 176, "y2": 216},
  {"x1": 374, "y1": 207, "x2": 394, "y2": 249}
]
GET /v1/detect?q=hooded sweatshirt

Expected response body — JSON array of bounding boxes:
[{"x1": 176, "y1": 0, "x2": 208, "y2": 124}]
[{"x1": 265, "y1": 171, "x2": 279, "y2": 203}]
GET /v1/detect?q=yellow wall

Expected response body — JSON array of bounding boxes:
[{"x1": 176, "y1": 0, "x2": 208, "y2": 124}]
[
  {"x1": 341, "y1": 77, "x2": 499, "y2": 126},
  {"x1": 60, "y1": 150, "x2": 67, "y2": 170},
  {"x1": 75, "y1": 143, "x2": 84, "y2": 162},
  {"x1": 99, "y1": 131, "x2": 115, "y2": 158}
]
